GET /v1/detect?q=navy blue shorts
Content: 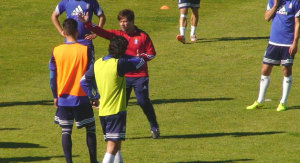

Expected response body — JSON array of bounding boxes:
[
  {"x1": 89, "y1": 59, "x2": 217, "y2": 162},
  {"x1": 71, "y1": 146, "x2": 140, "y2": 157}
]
[
  {"x1": 100, "y1": 111, "x2": 126, "y2": 141},
  {"x1": 178, "y1": 0, "x2": 200, "y2": 9},
  {"x1": 263, "y1": 44, "x2": 294, "y2": 66},
  {"x1": 54, "y1": 103, "x2": 95, "y2": 129}
]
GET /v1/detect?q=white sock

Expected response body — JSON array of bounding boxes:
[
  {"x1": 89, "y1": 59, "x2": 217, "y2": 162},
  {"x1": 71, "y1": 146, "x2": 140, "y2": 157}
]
[
  {"x1": 190, "y1": 26, "x2": 197, "y2": 36},
  {"x1": 114, "y1": 150, "x2": 123, "y2": 163},
  {"x1": 179, "y1": 27, "x2": 185, "y2": 36},
  {"x1": 280, "y1": 75, "x2": 292, "y2": 104},
  {"x1": 102, "y1": 153, "x2": 115, "y2": 163},
  {"x1": 257, "y1": 75, "x2": 270, "y2": 104}
]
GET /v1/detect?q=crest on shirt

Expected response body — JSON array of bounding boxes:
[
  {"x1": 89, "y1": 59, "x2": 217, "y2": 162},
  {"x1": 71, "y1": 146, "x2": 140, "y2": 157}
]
[{"x1": 134, "y1": 38, "x2": 139, "y2": 45}]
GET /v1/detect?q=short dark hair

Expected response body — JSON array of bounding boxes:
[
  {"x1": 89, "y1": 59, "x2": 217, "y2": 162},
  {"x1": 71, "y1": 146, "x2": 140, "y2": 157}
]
[
  {"x1": 62, "y1": 18, "x2": 78, "y2": 36},
  {"x1": 109, "y1": 36, "x2": 128, "y2": 58},
  {"x1": 117, "y1": 9, "x2": 135, "y2": 22}
]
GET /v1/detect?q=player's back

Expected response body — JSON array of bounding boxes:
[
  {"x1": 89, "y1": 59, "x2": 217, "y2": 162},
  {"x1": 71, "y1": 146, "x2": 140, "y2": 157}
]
[
  {"x1": 53, "y1": 43, "x2": 89, "y2": 98},
  {"x1": 94, "y1": 57, "x2": 126, "y2": 116}
]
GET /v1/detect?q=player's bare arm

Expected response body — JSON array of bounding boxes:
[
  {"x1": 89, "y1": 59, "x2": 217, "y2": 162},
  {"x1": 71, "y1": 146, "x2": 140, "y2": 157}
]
[
  {"x1": 51, "y1": 12, "x2": 64, "y2": 37},
  {"x1": 265, "y1": 0, "x2": 281, "y2": 21},
  {"x1": 290, "y1": 17, "x2": 300, "y2": 56}
]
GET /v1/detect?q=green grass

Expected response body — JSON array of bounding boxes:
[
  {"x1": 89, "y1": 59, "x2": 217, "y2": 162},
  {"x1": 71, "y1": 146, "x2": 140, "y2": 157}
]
[{"x1": 1, "y1": 0, "x2": 300, "y2": 162}]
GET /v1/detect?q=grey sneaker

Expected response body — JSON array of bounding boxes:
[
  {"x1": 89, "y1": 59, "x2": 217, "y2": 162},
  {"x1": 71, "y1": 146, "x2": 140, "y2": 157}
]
[{"x1": 151, "y1": 128, "x2": 160, "y2": 139}]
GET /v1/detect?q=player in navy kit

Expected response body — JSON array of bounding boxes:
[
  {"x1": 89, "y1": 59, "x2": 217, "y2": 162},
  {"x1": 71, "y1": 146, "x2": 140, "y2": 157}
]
[
  {"x1": 247, "y1": 0, "x2": 300, "y2": 111},
  {"x1": 80, "y1": 36, "x2": 146, "y2": 163},
  {"x1": 51, "y1": 0, "x2": 106, "y2": 59},
  {"x1": 49, "y1": 18, "x2": 98, "y2": 163}
]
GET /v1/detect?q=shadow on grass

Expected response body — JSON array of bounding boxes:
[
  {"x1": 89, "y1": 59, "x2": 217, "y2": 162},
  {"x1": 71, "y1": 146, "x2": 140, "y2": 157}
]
[
  {"x1": 194, "y1": 36, "x2": 269, "y2": 43},
  {"x1": 0, "y1": 128, "x2": 21, "y2": 131},
  {"x1": 0, "y1": 100, "x2": 53, "y2": 107},
  {"x1": 128, "y1": 131, "x2": 284, "y2": 140},
  {"x1": 169, "y1": 158, "x2": 254, "y2": 163},
  {"x1": 0, "y1": 142, "x2": 47, "y2": 148},
  {"x1": 128, "y1": 97, "x2": 234, "y2": 105},
  {"x1": 287, "y1": 105, "x2": 300, "y2": 110},
  {"x1": 0, "y1": 155, "x2": 76, "y2": 163}
]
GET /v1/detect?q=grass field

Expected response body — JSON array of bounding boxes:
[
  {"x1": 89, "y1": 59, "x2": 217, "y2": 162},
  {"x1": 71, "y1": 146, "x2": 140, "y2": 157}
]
[{"x1": 1, "y1": 0, "x2": 300, "y2": 162}]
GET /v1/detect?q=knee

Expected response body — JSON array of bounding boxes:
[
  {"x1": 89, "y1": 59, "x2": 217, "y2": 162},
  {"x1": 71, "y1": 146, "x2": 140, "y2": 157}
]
[
  {"x1": 282, "y1": 66, "x2": 292, "y2": 77},
  {"x1": 62, "y1": 128, "x2": 72, "y2": 135},
  {"x1": 137, "y1": 98, "x2": 151, "y2": 107}
]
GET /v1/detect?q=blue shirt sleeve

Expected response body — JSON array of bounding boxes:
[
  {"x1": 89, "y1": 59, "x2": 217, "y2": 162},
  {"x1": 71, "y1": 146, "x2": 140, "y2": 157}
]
[
  {"x1": 86, "y1": 46, "x2": 93, "y2": 71},
  {"x1": 267, "y1": 0, "x2": 273, "y2": 10},
  {"x1": 117, "y1": 57, "x2": 145, "y2": 77},
  {"x1": 294, "y1": 1, "x2": 300, "y2": 17},
  {"x1": 91, "y1": 0, "x2": 104, "y2": 16},
  {"x1": 49, "y1": 53, "x2": 57, "y2": 98},
  {"x1": 54, "y1": 0, "x2": 66, "y2": 15},
  {"x1": 80, "y1": 64, "x2": 99, "y2": 100}
]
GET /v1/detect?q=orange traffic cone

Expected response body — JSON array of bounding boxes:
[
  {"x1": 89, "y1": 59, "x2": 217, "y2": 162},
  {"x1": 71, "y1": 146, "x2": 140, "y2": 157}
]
[{"x1": 160, "y1": 5, "x2": 170, "y2": 10}]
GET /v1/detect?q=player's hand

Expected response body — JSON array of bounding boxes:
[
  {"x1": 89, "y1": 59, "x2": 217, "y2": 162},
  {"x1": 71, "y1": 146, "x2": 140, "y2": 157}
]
[
  {"x1": 91, "y1": 99, "x2": 99, "y2": 109},
  {"x1": 53, "y1": 98, "x2": 58, "y2": 108},
  {"x1": 289, "y1": 43, "x2": 298, "y2": 57},
  {"x1": 77, "y1": 12, "x2": 89, "y2": 24},
  {"x1": 136, "y1": 49, "x2": 141, "y2": 57},
  {"x1": 60, "y1": 30, "x2": 65, "y2": 37},
  {"x1": 85, "y1": 33, "x2": 97, "y2": 40}
]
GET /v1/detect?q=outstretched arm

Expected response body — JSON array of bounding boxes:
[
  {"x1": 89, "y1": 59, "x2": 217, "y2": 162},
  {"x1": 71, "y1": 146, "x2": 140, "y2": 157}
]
[
  {"x1": 78, "y1": 13, "x2": 115, "y2": 40},
  {"x1": 117, "y1": 57, "x2": 145, "y2": 76},
  {"x1": 84, "y1": 13, "x2": 107, "y2": 40}
]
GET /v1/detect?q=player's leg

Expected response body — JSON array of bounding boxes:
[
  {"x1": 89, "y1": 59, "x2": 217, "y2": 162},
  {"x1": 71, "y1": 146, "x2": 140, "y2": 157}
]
[
  {"x1": 179, "y1": 8, "x2": 188, "y2": 36},
  {"x1": 190, "y1": 1, "x2": 200, "y2": 42},
  {"x1": 125, "y1": 78, "x2": 134, "y2": 106},
  {"x1": 114, "y1": 150, "x2": 123, "y2": 163},
  {"x1": 85, "y1": 125, "x2": 97, "y2": 163},
  {"x1": 177, "y1": 0, "x2": 188, "y2": 43},
  {"x1": 257, "y1": 64, "x2": 273, "y2": 103},
  {"x1": 54, "y1": 107, "x2": 74, "y2": 163},
  {"x1": 100, "y1": 111, "x2": 126, "y2": 163},
  {"x1": 74, "y1": 103, "x2": 98, "y2": 163},
  {"x1": 247, "y1": 44, "x2": 280, "y2": 110},
  {"x1": 102, "y1": 141, "x2": 121, "y2": 163},
  {"x1": 277, "y1": 48, "x2": 294, "y2": 111},
  {"x1": 133, "y1": 77, "x2": 159, "y2": 138},
  {"x1": 62, "y1": 127, "x2": 73, "y2": 163}
]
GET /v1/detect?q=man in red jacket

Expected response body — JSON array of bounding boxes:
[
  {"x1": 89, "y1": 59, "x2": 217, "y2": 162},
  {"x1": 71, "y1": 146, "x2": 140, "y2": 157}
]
[{"x1": 79, "y1": 9, "x2": 160, "y2": 139}]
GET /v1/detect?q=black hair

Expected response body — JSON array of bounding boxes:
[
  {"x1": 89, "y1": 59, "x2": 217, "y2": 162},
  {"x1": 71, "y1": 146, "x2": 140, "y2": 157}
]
[
  {"x1": 109, "y1": 36, "x2": 128, "y2": 58},
  {"x1": 62, "y1": 18, "x2": 78, "y2": 36},
  {"x1": 117, "y1": 9, "x2": 134, "y2": 23}
]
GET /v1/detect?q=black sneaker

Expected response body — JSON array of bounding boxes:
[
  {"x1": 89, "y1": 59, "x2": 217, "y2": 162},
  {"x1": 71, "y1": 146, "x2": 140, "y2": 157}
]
[{"x1": 151, "y1": 128, "x2": 160, "y2": 139}]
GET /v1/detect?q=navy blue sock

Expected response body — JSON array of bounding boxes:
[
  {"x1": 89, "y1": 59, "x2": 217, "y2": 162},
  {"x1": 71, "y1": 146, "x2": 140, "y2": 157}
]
[
  {"x1": 86, "y1": 125, "x2": 97, "y2": 163},
  {"x1": 62, "y1": 128, "x2": 72, "y2": 163},
  {"x1": 140, "y1": 100, "x2": 159, "y2": 129}
]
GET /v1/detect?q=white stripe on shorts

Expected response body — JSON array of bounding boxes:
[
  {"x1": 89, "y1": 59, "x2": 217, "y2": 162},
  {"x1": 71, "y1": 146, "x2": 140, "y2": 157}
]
[{"x1": 75, "y1": 117, "x2": 95, "y2": 127}]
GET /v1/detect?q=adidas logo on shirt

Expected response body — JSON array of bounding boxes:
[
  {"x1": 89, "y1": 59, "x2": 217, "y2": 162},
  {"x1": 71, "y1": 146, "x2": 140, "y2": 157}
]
[
  {"x1": 277, "y1": 5, "x2": 288, "y2": 15},
  {"x1": 71, "y1": 5, "x2": 84, "y2": 16}
]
